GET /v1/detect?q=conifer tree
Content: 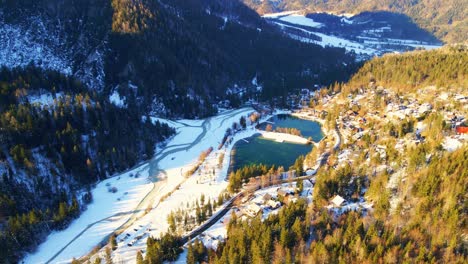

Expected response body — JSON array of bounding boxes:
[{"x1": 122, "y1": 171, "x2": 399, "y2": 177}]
[
  {"x1": 186, "y1": 242, "x2": 195, "y2": 264},
  {"x1": 110, "y1": 234, "x2": 117, "y2": 250},
  {"x1": 136, "y1": 251, "x2": 144, "y2": 264}
]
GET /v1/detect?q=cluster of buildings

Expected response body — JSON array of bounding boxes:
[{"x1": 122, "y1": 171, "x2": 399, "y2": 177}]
[{"x1": 235, "y1": 181, "x2": 314, "y2": 220}]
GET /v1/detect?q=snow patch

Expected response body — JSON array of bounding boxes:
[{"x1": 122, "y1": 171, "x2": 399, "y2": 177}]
[
  {"x1": 28, "y1": 92, "x2": 64, "y2": 107},
  {"x1": 259, "y1": 131, "x2": 309, "y2": 144},
  {"x1": 0, "y1": 15, "x2": 72, "y2": 75},
  {"x1": 109, "y1": 90, "x2": 127, "y2": 108},
  {"x1": 278, "y1": 14, "x2": 323, "y2": 28},
  {"x1": 443, "y1": 137, "x2": 464, "y2": 152},
  {"x1": 262, "y1": 11, "x2": 301, "y2": 18}
]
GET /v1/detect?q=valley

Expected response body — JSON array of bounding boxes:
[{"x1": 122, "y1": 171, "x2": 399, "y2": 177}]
[
  {"x1": 0, "y1": 1, "x2": 466, "y2": 264},
  {"x1": 24, "y1": 107, "x2": 263, "y2": 263},
  {"x1": 263, "y1": 11, "x2": 442, "y2": 60}
]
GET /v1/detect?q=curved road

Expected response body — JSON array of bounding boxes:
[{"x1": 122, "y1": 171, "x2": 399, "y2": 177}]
[{"x1": 44, "y1": 108, "x2": 252, "y2": 264}]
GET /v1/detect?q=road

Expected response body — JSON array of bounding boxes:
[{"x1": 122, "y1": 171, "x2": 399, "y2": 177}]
[{"x1": 181, "y1": 173, "x2": 328, "y2": 246}]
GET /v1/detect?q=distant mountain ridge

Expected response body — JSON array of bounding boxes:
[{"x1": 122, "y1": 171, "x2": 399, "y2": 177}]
[{"x1": 243, "y1": 0, "x2": 468, "y2": 43}]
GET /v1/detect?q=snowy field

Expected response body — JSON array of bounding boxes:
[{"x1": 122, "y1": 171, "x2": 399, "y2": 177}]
[
  {"x1": 262, "y1": 11, "x2": 300, "y2": 18},
  {"x1": 105, "y1": 108, "x2": 266, "y2": 263},
  {"x1": 24, "y1": 165, "x2": 153, "y2": 264},
  {"x1": 264, "y1": 11, "x2": 442, "y2": 59},
  {"x1": 272, "y1": 21, "x2": 377, "y2": 56},
  {"x1": 278, "y1": 14, "x2": 323, "y2": 28},
  {"x1": 25, "y1": 107, "x2": 278, "y2": 263},
  {"x1": 260, "y1": 130, "x2": 310, "y2": 144}
]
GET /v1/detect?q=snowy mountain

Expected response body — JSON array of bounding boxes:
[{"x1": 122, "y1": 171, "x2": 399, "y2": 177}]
[
  {"x1": 0, "y1": 0, "x2": 356, "y2": 118},
  {"x1": 0, "y1": 5, "x2": 108, "y2": 91}
]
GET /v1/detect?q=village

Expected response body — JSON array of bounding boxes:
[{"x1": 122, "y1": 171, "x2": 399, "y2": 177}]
[{"x1": 185, "y1": 83, "x2": 467, "y2": 254}]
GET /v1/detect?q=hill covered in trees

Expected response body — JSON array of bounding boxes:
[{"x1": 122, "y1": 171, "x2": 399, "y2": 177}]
[
  {"x1": 0, "y1": 66, "x2": 174, "y2": 262},
  {"x1": 0, "y1": 0, "x2": 361, "y2": 261},
  {"x1": 243, "y1": 0, "x2": 468, "y2": 43},
  {"x1": 346, "y1": 44, "x2": 468, "y2": 92}
]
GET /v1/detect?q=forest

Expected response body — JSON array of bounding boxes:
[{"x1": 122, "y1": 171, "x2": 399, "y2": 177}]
[
  {"x1": 208, "y1": 148, "x2": 466, "y2": 263},
  {"x1": 347, "y1": 45, "x2": 468, "y2": 92},
  {"x1": 0, "y1": 66, "x2": 174, "y2": 263}
]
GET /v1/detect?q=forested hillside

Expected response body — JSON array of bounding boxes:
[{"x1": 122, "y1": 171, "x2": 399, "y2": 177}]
[
  {"x1": 0, "y1": 66, "x2": 174, "y2": 263},
  {"x1": 1, "y1": 0, "x2": 358, "y2": 118},
  {"x1": 107, "y1": 0, "x2": 358, "y2": 116},
  {"x1": 0, "y1": 1, "x2": 361, "y2": 262},
  {"x1": 347, "y1": 45, "x2": 468, "y2": 91},
  {"x1": 243, "y1": 0, "x2": 468, "y2": 43}
]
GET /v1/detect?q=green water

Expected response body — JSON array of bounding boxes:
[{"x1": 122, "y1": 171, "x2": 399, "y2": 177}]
[
  {"x1": 231, "y1": 115, "x2": 323, "y2": 172},
  {"x1": 258, "y1": 114, "x2": 323, "y2": 141},
  {"x1": 230, "y1": 135, "x2": 313, "y2": 171}
]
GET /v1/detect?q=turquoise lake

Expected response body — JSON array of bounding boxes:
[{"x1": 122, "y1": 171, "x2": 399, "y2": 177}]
[
  {"x1": 258, "y1": 114, "x2": 323, "y2": 141},
  {"x1": 230, "y1": 115, "x2": 323, "y2": 172}
]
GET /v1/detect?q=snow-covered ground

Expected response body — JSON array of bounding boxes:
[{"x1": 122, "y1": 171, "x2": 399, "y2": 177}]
[
  {"x1": 443, "y1": 136, "x2": 466, "y2": 152},
  {"x1": 27, "y1": 92, "x2": 64, "y2": 107},
  {"x1": 107, "y1": 108, "x2": 266, "y2": 263},
  {"x1": 264, "y1": 11, "x2": 442, "y2": 60},
  {"x1": 25, "y1": 107, "x2": 282, "y2": 263},
  {"x1": 277, "y1": 14, "x2": 323, "y2": 28},
  {"x1": 24, "y1": 166, "x2": 153, "y2": 264},
  {"x1": 109, "y1": 90, "x2": 127, "y2": 108},
  {"x1": 272, "y1": 21, "x2": 377, "y2": 56}
]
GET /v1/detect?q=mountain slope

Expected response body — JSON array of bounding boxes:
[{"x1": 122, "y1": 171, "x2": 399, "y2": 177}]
[
  {"x1": 243, "y1": 0, "x2": 468, "y2": 43},
  {"x1": 348, "y1": 44, "x2": 468, "y2": 91},
  {"x1": 263, "y1": 11, "x2": 442, "y2": 60},
  {"x1": 1, "y1": 0, "x2": 358, "y2": 118}
]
